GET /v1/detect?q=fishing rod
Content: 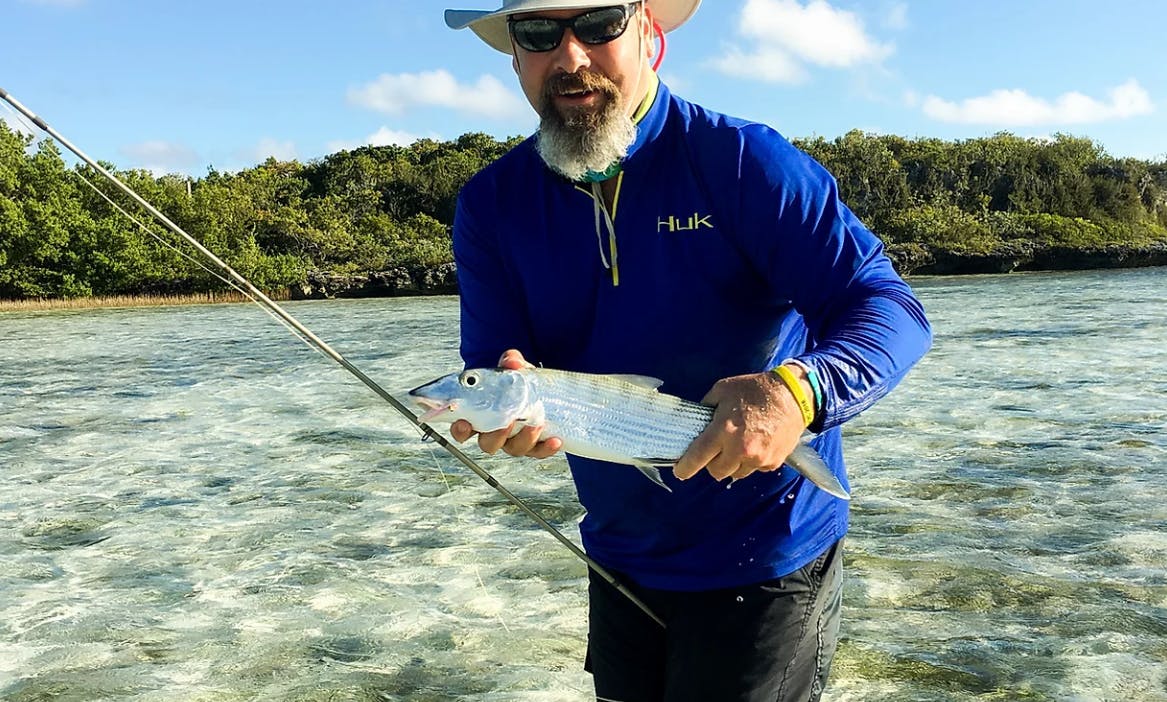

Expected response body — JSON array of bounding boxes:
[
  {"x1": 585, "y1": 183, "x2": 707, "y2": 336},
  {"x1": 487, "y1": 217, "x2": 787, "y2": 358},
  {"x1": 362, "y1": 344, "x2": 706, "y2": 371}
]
[{"x1": 0, "y1": 86, "x2": 664, "y2": 628}]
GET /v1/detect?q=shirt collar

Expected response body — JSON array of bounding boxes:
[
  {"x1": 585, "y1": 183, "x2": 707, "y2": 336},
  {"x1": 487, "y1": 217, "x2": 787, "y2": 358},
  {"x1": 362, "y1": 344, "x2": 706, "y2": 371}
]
[{"x1": 579, "y1": 72, "x2": 663, "y2": 183}]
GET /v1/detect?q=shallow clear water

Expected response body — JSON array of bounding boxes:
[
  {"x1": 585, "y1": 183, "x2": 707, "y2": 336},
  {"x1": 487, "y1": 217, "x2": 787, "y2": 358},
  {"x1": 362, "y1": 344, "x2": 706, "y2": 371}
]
[{"x1": 1, "y1": 268, "x2": 1164, "y2": 701}]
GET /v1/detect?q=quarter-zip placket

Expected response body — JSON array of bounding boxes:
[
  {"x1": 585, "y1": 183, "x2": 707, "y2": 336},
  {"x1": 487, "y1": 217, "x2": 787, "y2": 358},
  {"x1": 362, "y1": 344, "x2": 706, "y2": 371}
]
[
  {"x1": 597, "y1": 170, "x2": 625, "y2": 285},
  {"x1": 577, "y1": 170, "x2": 625, "y2": 287},
  {"x1": 571, "y1": 71, "x2": 654, "y2": 288}
]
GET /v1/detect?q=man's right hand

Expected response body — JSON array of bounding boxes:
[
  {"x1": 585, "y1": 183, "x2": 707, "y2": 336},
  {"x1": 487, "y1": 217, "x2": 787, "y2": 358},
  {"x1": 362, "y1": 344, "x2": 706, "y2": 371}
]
[{"x1": 449, "y1": 349, "x2": 564, "y2": 459}]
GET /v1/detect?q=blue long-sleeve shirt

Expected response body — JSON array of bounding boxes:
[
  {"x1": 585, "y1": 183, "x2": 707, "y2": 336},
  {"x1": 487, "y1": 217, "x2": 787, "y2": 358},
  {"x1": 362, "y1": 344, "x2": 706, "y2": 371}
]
[{"x1": 453, "y1": 80, "x2": 932, "y2": 590}]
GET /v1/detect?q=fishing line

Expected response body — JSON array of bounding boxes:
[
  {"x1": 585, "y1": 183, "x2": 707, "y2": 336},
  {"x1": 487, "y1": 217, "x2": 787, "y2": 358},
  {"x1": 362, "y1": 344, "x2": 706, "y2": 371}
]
[
  {"x1": 71, "y1": 167, "x2": 326, "y2": 357},
  {"x1": 2, "y1": 100, "x2": 326, "y2": 356},
  {"x1": 416, "y1": 427, "x2": 513, "y2": 633},
  {"x1": 0, "y1": 86, "x2": 664, "y2": 628}
]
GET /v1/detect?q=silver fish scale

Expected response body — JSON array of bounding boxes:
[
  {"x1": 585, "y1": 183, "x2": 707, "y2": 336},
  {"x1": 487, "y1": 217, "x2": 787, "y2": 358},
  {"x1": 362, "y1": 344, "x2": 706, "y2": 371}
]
[{"x1": 531, "y1": 369, "x2": 713, "y2": 462}]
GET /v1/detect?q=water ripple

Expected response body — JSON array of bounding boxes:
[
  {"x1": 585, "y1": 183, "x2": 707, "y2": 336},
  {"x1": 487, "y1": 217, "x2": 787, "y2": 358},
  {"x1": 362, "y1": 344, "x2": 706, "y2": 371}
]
[{"x1": 2, "y1": 270, "x2": 1165, "y2": 700}]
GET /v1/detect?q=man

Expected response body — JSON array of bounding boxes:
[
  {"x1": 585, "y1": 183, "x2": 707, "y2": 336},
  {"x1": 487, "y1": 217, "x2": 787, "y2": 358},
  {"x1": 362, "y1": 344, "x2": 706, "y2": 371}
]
[{"x1": 443, "y1": 1, "x2": 932, "y2": 700}]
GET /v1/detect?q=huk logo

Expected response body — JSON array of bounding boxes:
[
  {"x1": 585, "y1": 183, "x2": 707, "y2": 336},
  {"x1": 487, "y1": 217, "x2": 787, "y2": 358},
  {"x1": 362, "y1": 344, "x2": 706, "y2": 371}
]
[{"x1": 658, "y1": 212, "x2": 714, "y2": 233}]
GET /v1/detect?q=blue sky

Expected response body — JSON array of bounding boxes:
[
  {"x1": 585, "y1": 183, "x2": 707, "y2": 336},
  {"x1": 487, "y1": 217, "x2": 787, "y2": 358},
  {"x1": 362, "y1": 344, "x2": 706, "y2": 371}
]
[{"x1": 3, "y1": 0, "x2": 1164, "y2": 176}]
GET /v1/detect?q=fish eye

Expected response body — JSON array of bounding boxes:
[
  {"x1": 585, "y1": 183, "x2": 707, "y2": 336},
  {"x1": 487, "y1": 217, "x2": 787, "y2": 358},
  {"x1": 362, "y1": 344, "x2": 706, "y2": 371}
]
[{"x1": 461, "y1": 371, "x2": 480, "y2": 388}]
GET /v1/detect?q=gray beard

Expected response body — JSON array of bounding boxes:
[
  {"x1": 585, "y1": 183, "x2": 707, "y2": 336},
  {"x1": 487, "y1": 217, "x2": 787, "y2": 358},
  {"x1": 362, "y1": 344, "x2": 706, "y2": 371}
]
[{"x1": 535, "y1": 98, "x2": 638, "y2": 182}]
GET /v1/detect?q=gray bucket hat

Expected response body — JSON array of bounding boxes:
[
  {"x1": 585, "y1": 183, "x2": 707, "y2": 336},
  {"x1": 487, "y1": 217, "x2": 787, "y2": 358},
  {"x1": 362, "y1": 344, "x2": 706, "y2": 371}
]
[{"x1": 445, "y1": 0, "x2": 701, "y2": 54}]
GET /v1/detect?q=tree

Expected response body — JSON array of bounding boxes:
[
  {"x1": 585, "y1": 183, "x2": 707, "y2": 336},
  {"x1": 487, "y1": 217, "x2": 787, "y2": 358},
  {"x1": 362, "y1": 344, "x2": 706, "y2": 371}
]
[
  {"x1": 3, "y1": 123, "x2": 1164, "y2": 301},
  {"x1": 0, "y1": 131, "x2": 96, "y2": 297},
  {"x1": 797, "y1": 130, "x2": 911, "y2": 235}
]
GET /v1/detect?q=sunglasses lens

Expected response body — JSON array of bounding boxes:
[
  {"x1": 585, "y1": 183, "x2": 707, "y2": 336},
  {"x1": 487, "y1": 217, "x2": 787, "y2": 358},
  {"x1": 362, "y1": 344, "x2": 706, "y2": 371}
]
[
  {"x1": 574, "y1": 7, "x2": 631, "y2": 45},
  {"x1": 511, "y1": 19, "x2": 564, "y2": 52},
  {"x1": 510, "y1": 5, "x2": 635, "y2": 52}
]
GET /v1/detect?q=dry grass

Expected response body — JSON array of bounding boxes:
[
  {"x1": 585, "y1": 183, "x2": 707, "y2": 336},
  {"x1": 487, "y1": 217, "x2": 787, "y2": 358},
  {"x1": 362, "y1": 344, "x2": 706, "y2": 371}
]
[{"x1": 0, "y1": 290, "x2": 290, "y2": 312}]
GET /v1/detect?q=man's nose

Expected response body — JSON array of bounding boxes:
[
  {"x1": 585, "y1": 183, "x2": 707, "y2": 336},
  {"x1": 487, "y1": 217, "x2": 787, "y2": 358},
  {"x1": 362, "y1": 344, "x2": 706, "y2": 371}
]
[{"x1": 550, "y1": 29, "x2": 592, "y2": 73}]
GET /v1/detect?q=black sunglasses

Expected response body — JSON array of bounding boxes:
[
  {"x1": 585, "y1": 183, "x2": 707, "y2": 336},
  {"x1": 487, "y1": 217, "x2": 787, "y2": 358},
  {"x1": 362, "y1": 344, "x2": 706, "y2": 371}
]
[{"x1": 508, "y1": 4, "x2": 640, "y2": 53}]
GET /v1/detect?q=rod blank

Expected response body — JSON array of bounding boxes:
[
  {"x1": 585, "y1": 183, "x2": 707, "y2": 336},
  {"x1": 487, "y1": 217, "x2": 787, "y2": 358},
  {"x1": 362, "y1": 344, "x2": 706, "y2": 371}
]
[{"x1": 0, "y1": 86, "x2": 664, "y2": 628}]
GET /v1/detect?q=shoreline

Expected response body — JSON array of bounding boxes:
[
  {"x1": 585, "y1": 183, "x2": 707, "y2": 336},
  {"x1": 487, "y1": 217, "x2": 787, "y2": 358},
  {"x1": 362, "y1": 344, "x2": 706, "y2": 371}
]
[
  {"x1": 0, "y1": 290, "x2": 284, "y2": 313},
  {"x1": 886, "y1": 241, "x2": 1167, "y2": 276},
  {"x1": 3, "y1": 259, "x2": 1164, "y2": 312}
]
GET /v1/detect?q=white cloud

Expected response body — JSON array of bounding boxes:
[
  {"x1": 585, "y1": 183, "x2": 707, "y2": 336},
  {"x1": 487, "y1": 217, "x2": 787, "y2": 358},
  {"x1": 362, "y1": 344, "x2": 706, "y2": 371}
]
[
  {"x1": 741, "y1": 0, "x2": 894, "y2": 68},
  {"x1": 710, "y1": 0, "x2": 893, "y2": 83},
  {"x1": 657, "y1": 71, "x2": 692, "y2": 94},
  {"x1": 348, "y1": 70, "x2": 526, "y2": 120},
  {"x1": 365, "y1": 127, "x2": 426, "y2": 147},
  {"x1": 883, "y1": 2, "x2": 909, "y2": 30},
  {"x1": 325, "y1": 138, "x2": 359, "y2": 154},
  {"x1": 922, "y1": 79, "x2": 1154, "y2": 126},
  {"x1": 710, "y1": 46, "x2": 807, "y2": 84},
  {"x1": 240, "y1": 137, "x2": 298, "y2": 163},
  {"x1": 326, "y1": 127, "x2": 440, "y2": 154},
  {"x1": 121, "y1": 140, "x2": 200, "y2": 176}
]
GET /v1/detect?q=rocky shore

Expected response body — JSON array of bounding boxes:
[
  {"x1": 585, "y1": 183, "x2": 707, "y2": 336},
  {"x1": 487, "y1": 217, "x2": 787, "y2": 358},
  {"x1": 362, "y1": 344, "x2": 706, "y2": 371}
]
[
  {"x1": 886, "y1": 241, "x2": 1167, "y2": 276},
  {"x1": 292, "y1": 263, "x2": 459, "y2": 300},
  {"x1": 290, "y1": 244, "x2": 1167, "y2": 299}
]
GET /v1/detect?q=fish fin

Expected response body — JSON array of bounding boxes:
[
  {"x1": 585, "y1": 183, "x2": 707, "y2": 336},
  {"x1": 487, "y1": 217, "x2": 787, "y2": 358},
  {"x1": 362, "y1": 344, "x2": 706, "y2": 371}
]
[
  {"x1": 630, "y1": 460, "x2": 673, "y2": 492},
  {"x1": 634, "y1": 457, "x2": 676, "y2": 470},
  {"x1": 607, "y1": 374, "x2": 665, "y2": 390},
  {"x1": 786, "y1": 444, "x2": 851, "y2": 500}
]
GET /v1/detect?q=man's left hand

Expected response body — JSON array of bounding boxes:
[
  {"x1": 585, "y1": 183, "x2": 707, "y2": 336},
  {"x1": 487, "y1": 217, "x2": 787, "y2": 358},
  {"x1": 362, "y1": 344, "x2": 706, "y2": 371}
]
[{"x1": 673, "y1": 368, "x2": 810, "y2": 482}]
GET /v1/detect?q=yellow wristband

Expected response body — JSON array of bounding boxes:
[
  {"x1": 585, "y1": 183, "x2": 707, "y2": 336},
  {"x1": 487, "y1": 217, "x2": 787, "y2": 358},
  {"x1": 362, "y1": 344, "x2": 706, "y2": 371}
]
[{"x1": 772, "y1": 365, "x2": 815, "y2": 428}]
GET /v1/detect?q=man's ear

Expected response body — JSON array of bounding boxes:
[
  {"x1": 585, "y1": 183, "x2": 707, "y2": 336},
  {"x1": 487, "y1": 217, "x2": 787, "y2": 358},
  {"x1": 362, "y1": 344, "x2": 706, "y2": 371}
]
[{"x1": 641, "y1": 7, "x2": 657, "y2": 58}]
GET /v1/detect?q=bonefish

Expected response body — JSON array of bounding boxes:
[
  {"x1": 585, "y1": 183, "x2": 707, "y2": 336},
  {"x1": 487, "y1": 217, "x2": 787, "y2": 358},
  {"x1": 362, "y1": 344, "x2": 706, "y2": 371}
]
[{"x1": 409, "y1": 367, "x2": 850, "y2": 499}]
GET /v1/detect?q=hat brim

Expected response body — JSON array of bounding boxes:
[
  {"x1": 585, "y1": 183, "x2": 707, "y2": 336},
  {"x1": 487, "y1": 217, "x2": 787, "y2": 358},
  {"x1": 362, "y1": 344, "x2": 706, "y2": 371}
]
[{"x1": 445, "y1": 0, "x2": 701, "y2": 55}]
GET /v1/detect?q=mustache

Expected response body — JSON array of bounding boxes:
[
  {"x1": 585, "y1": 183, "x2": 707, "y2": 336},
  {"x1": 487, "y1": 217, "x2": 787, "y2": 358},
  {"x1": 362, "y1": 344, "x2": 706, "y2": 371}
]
[{"x1": 541, "y1": 69, "x2": 619, "y2": 101}]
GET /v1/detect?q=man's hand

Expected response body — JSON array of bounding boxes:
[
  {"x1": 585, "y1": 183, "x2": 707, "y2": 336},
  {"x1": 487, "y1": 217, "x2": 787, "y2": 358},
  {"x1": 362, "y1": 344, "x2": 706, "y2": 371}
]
[
  {"x1": 449, "y1": 349, "x2": 564, "y2": 459},
  {"x1": 673, "y1": 366, "x2": 812, "y2": 482}
]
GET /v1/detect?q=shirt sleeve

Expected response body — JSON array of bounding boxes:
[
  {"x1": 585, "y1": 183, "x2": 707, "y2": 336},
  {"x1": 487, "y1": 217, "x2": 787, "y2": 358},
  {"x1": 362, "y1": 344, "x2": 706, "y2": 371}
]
[
  {"x1": 452, "y1": 184, "x2": 537, "y2": 370},
  {"x1": 738, "y1": 127, "x2": 933, "y2": 431}
]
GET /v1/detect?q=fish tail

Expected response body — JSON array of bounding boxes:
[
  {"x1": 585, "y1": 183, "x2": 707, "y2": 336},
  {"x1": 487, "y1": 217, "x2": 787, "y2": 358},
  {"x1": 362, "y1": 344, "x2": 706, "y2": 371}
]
[
  {"x1": 631, "y1": 461, "x2": 673, "y2": 492},
  {"x1": 787, "y1": 444, "x2": 851, "y2": 500}
]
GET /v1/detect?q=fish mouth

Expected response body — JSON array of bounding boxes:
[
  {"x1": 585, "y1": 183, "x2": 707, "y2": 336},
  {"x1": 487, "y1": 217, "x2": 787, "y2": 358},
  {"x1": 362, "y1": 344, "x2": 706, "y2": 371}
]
[
  {"x1": 411, "y1": 397, "x2": 454, "y2": 423},
  {"x1": 408, "y1": 379, "x2": 455, "y2": 422}
]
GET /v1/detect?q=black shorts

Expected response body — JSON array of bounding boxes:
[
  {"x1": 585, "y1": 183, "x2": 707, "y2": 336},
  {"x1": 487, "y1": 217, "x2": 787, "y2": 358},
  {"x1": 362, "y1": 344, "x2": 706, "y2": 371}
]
[{"x1": 585, "y1": 539, "x2": 843, "y2": 702}]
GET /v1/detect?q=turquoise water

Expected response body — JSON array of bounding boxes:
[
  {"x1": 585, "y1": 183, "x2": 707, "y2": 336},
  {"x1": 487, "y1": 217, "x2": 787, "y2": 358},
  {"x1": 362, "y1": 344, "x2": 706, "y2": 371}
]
[{"x1": 1, "y1": 268, "x2": 1164, "y2": 701}]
